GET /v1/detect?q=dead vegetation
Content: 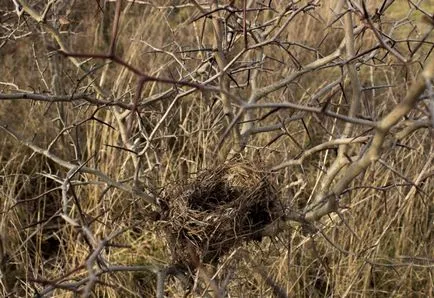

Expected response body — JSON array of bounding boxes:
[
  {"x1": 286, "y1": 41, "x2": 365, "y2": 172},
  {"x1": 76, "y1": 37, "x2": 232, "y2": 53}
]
[{"x1": 0, "y1": 0, "x2": 433, "y2": 297}]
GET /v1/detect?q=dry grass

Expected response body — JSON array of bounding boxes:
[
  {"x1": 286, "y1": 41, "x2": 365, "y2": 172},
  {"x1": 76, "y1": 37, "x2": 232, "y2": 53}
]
[{"x1": 0, "y1": 0, "x2": 433, "y2": 297}]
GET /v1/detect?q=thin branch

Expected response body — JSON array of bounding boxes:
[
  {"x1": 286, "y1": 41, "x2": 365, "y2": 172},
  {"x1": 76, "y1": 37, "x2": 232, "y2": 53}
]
[
  {"x1": 305, "y1": 49, "x2": 434, "y2": 221},
  {"x1": 0, "y1": 125, "x2": 159, "y2": 207}
]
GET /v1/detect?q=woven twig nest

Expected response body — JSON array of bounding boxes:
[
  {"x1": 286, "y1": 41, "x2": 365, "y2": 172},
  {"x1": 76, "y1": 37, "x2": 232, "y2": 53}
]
[{"x1": 160, "y1": 162, "x2": 283, "y2": 268}]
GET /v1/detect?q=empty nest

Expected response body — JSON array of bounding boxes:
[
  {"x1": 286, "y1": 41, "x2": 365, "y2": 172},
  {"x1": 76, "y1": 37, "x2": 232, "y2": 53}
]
[{"x1": 160, "y1": 161, "x2": 283, "y2": 268}]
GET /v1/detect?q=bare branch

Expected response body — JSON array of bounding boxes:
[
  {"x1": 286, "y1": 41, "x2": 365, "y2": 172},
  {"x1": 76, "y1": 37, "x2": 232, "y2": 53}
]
[{"x1": 0, "y1": 125, "x2": 158, "y2": 207}]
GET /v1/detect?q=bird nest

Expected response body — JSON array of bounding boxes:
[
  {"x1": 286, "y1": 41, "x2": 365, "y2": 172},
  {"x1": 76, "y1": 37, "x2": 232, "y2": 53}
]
[{"x1": 160, "y1": 162, "x2": 283, "y2": 268}]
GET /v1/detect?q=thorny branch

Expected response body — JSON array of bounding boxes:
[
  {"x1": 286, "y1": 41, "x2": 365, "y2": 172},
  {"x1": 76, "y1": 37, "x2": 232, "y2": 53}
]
[{"x1": 0, "y1": 0, "x2": 433, "y2": 296}]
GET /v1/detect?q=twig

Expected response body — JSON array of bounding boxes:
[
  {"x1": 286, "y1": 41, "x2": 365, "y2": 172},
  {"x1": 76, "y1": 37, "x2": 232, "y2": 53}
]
[{"x1": 0, "y1": 125, "x2": 159, "y2": 207}]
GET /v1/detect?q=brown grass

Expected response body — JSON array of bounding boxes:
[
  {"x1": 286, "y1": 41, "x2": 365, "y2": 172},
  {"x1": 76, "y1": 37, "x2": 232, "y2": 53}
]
[{"x1": 0, "y1": 0, "x2": 433, "y2": 297}]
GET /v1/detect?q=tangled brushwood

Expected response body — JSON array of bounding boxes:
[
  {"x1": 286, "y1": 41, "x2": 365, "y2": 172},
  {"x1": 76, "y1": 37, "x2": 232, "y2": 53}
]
[{"x1": 160, "y1": 162, "x2": 284, "y2": 269}]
